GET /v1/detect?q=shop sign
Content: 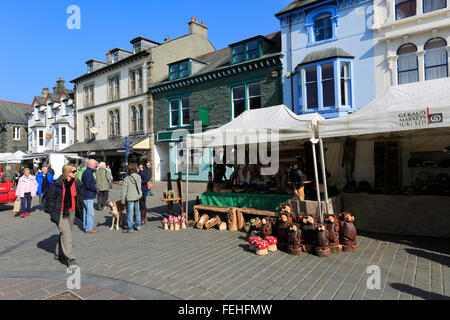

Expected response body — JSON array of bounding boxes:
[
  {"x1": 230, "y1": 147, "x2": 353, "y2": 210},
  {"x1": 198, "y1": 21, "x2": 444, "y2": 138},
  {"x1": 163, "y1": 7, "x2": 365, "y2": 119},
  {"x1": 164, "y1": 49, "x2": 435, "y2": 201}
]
[{"x1": 398, "y1": 107, "x2": 443, "y2": 128}]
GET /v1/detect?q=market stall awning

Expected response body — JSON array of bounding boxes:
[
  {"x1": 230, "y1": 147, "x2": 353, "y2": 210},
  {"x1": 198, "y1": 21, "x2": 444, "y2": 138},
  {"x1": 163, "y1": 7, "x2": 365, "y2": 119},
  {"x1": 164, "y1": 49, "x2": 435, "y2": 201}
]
[
  {"x1": 60, "y1": 135, "x2": 150, "y2": 153},
  {"x1": 187, "y1": 104, "x2": 323, "y2": 148},
  {"x1": 318, "y1": 78, "x2": 450, "y2": 138}
]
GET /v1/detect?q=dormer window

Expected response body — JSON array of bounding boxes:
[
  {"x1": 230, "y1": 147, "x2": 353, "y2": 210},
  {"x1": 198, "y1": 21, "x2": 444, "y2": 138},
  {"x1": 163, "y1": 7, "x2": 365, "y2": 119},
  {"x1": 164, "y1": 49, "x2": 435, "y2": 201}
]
[
  {"x1": 87, "y1": 63, "x2": 93, "y2": 73},
  {"x1": 305, "y1": 5, "x2": 338, "y2": 46},
  {"x1": 169, "y1": 61, "x2": 190, "y2": 80},
  {"x1": 112, "y1": 52, "x2": 119, "y2": 63},
  {"x1": 231, "y1": 39, "x2": 261, "y2": 64},
  {"x1": 134, "y1": 42, "x2": 141, "y2": 54}
]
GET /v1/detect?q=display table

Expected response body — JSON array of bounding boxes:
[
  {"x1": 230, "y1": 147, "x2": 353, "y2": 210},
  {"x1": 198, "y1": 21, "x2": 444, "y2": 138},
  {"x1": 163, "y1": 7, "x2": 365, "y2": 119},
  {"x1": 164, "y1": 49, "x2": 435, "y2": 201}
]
[
  {"x1": 201, "y1": 192, "x2": 292, "y2": 212},
  {"x1": 341, "y1": 193, "x2": 450, "y2": 238}
]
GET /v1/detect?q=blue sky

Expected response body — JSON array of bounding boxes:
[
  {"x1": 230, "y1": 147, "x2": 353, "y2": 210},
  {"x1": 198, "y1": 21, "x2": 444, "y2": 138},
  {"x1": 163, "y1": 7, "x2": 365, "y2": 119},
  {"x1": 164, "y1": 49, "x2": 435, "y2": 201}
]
[{"x1": 0, "y1": 0, "x2": 291, "y2": 104}]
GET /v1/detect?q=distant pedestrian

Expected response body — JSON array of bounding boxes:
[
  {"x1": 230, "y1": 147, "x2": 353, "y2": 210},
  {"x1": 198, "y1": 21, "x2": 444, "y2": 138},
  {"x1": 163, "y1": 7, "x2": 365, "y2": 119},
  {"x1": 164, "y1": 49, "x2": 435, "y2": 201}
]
[
  {"x1": 36, "y1": 166, "x2": 54, "y2": 212},
  {"x1": 82, "y1": 159, "x2": 99, "y2": 233},
  {"x1": 47, "y1": 163, "x2": 55, "y2": 177},
  {"x1": 95, "y1": 162, "x2": 111, "y2": 211},
  {"x1": 106, "y1": 164, "x2": 113, "y2": 187},
  {"x1": 145, "y1": 162, "x2": 153, "y2": 196},
  {"x1": 138, "y1": 164, "x2": 150, "y2": 225},
  {"x1": 47, "y1": 165, "x2": 83, "y2": 267},
  {"x1": 76, "y1": 159, "x2": 87, "y2": 181},
  {"x1": 121, "y1": 163, "x2": 142, "y2": 233},
  {"x1": 18, "y1": 165, "x2": 25, "y2": 178},
  {"x1": 15, "y1": 168, "x2": 38, "y2": 218}
]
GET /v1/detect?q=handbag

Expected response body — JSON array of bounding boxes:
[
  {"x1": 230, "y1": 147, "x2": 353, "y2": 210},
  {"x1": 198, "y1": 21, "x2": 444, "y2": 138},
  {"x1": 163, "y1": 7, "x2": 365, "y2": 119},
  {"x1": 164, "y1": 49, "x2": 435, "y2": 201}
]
[
  {"x1": 147, "y1": 182, "x2": 153, "y2": 190},
  {"x1": 13, "y1": 197, "x2": 21, "y2": 212}
]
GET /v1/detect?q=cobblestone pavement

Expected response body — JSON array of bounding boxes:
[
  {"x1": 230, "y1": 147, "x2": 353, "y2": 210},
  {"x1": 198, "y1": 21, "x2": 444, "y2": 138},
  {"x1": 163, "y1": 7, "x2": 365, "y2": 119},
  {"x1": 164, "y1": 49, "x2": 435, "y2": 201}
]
[{"x1": 0, "y1": 181, "x2": 449, "y2": 300}]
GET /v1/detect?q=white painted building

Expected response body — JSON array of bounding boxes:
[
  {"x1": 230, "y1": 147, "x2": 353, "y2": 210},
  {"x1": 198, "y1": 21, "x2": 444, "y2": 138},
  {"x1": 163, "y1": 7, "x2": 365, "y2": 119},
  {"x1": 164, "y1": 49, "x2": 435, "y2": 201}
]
[
  {"x1": 27, "y1": 78, "x2": 75, "y2": 154},
  {"x1": 373, "y1": 0, "x2": 450, "y2": 93}
]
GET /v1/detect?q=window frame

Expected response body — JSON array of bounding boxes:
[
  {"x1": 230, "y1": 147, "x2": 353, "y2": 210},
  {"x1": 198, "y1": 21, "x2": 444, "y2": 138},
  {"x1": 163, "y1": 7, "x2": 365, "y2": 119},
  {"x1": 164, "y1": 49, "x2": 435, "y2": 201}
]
[
  {"x1": 169, "y1": 61, "x2": 191, "y2": 81},
  {"x1": 83, "y1": 84, "x2": 94, "y2": 107},
  {"x1": 84, "y1": 113, "x2": 95, "y2": 141},
  {"x1": 423, "y1": 0, "x2": 447, "y2": 13},
  {"x1": 230, "y1": 80, "x2": 263, "y2": 119},
  {"x1": 38, "y1": 129, "x2": 45, "y2": 147},
  {"x1": 397, "y1": 43, "x2": 419, "y2": 85},
  {"x1": 395, "y1": 0, "x2": 417, "y2": 20},
  {"x1": 129, "y1": 66, "x2": 144, "y2": 96},
  {"x1": 167, "y1": 94, "x2": 191, "y2": 129},
  {"x1": 424, "y1": 38, "x2": 448, "y2": 81},
  {"x1": 299, "y1": 58, "x2": 353, "y2": 113},
  {"x1": 108, "y1": 75, "x2": 121, "y2": 101},
  {"x1": 12, "y1": 126, "x2": 21, "y2": 141},
  {"x1": 61, "y1": 126, "x2": 67, "y2": 145},
  {"x1": 305, "y1": 5, "x2": 338, "y2": 47},
  {"x1": 231, "y1": 39, "x2": 262, "y2": 64}
]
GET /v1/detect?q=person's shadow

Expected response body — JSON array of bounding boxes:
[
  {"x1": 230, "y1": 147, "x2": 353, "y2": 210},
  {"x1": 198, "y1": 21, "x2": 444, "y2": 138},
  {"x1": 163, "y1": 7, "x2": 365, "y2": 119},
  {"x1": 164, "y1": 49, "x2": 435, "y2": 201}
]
[{"x1": 36, "y1": 235, "x2": 67, "y2": 267}]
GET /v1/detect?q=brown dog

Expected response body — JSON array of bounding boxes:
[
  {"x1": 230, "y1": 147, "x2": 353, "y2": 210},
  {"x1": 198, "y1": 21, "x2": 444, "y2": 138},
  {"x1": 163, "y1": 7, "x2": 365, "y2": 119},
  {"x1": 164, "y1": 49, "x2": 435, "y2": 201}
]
[{"x1": 106, "y1": 200, "x2": 127, "y2": 231}]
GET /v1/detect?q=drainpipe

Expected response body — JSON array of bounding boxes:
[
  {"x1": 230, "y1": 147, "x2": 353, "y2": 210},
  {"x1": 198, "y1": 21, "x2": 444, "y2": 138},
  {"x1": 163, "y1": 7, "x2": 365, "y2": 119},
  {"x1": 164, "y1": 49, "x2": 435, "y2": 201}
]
[{"x1": 289, "y1": 15, "x2": 294, "y2": 112}]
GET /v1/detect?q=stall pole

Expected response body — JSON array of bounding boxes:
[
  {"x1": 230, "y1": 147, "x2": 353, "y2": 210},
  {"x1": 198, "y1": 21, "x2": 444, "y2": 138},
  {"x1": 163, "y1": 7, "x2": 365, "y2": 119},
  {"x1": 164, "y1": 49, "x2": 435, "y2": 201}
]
[
  {"x1": 319, "y1": 138, "x2": 330, "y2": 216},
  {"x1": 310, "y1": 138, "x2": 323, "y2": 223},
  {"x1": 186, "y1": 144, "x2": 189, "y2": 218}
]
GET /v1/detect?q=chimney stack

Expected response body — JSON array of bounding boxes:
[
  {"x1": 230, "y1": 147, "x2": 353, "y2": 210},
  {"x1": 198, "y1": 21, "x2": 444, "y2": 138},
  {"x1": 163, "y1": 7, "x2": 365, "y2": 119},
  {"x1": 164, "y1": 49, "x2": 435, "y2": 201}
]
[
  {"x1": 106, "y1": 51, "x2": 112, "y2": 64},
  {"x1": 55, "y1": 78, "x2": 65, "y2": 93},
  {"x1": 42, "y1": 88, "x2": 50, "y2": 97},
  {"x1": 188, "y1": 17, "x2": 208, "y2": 38}
]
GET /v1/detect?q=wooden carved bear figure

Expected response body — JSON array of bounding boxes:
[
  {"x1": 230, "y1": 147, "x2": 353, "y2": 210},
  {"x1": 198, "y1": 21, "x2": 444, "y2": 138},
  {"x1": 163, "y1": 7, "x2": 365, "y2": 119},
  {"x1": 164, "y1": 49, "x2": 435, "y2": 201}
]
[
  {"x1": 278, "y1": 203, "x2": 294, "y2": 223},
  {"x1": 288, "y1": 225, "x2": 302, "y2": 255},
  {"x1": 324, "y1": 214, "x2": 340, "y2": 247},
  {"x1": 339, "y1": 212, "x2": 357, "y2": 247},
  {"x1": 301, "y1": 215, "x2": 316, "y2": 246},
  {"x1": 315, "y1": 224, "x2": 329, "y2": 250},
  {"x1": 276, "y1": 209, "x2": 293, "y2": 252},
  {"x1": 260, "y1": 218, "x2": 273, "y2": 238}
]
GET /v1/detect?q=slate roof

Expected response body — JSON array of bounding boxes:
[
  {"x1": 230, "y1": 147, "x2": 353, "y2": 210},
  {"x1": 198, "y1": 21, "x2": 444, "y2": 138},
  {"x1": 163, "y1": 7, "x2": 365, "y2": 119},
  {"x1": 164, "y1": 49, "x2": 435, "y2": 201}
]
[
  {"x1": 30, "y1": 122, "x2": 46, "y2": 128},
  {"x1": 298, "y1": 47, "x2": 354, "y2": 66},
  {"x1": 152, "y1": 31, "x2": 281, "y2": 87},
  {"x1": 275, "y1": 0, "x2": 324, "y2": 16},
  {"x1": 53, "y1": 118, "x2": 70, "y2": 125},
  {"x1": 0, "y1": 100, "x2": 31, "y2": 124},
  {"x1": 60, "y1": 135, "x2": 149, "y2": 153}
]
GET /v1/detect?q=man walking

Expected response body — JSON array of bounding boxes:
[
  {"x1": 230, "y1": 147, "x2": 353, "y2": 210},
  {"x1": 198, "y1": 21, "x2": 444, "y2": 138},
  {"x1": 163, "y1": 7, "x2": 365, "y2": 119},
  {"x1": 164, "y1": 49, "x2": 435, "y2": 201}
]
[
  {"x1": 47, "y1": 163, "x2": 55, "y2": 177},
  {"x1": 82, "y1": 159, "x2": 99, "y2": 233},
  {"x1": 95, "y1": 162, "x2": 111, "y2": 210},
  {"x1": 36, "y1": 165, "x2": 54, "y2": 212}
]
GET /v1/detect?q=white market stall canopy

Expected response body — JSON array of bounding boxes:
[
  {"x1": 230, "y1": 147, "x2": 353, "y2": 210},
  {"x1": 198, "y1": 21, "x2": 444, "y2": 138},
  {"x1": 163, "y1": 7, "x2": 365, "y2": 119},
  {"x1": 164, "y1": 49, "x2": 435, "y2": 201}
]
[
  {"x1": 0, "y1": 150, "x2": 28, "y2": 163},
  {"x1": 187, "y1": 104, "x2": 324, "y2": 148},
  {"x1": 318, "y1": 78, "x2": 450, "y2": 139}
]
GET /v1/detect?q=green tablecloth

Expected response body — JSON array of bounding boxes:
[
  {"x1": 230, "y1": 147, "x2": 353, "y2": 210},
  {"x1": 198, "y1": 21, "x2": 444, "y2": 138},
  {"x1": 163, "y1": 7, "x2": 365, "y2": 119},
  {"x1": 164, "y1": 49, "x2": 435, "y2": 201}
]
[{"x1": 201, "y1": 192, "x2": 292, "y2": 211}]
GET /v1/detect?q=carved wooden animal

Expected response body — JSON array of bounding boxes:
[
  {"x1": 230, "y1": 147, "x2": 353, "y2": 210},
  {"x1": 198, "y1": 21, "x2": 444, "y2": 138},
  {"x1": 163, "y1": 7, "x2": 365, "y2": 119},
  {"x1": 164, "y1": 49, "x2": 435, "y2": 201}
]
[
  {"x1": 324, "y1": 214, "x2": 340, "y2": 247},
  {"x1": 260, "y1": 218, "x2": 273, "y2": 238},
  {"x1": 315, "y1": 224, "x2": 329, "y2": 250},
  {"x1": 288, "y1": 225, "x2": 302, "y2": 255},
  {"x1": 301, "y1": 215, "x2": 316, "y2": 246},
  {"x1": 315, "y1": 223, "x2": 331, "y2": 257},
  {"x1": 339, "y1": 212, "x2": 357, "y2": 247}
]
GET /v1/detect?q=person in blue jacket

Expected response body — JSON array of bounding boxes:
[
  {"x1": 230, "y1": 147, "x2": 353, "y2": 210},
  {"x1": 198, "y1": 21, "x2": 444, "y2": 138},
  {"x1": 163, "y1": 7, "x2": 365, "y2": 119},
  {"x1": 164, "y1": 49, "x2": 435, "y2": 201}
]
[
  {"x1": 81, "y1": 159, "x2": 99, "y2": 233},
  {"x1": 36, "y1": 165, "x2": 54, "y2": 212}
]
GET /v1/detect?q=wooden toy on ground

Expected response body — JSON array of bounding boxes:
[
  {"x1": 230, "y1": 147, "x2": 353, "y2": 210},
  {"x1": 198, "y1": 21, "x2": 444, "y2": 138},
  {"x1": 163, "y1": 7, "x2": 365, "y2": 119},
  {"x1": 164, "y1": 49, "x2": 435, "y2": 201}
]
[
  {"x1": 315, "y1": 223, "x2": 330, "y2": 257},
  {"x1": 339, "y1": 212, "x2": 358, "y2": 252},
  {"x1": 301, "y1": 215, "x2": 316, "y2": 253},
  {"x1": 249, "y1": 236, "x2": 262, "y2": 251},
  {"x1": 196, "y1": 214, "x2": 209, "y2": 229},
  {"x1": 288, "y1": 225, "x2": 303, "y2": 255},
  {"x1": 324, "y1": 214, "x2": 342, "y2": 253},
  {"x1": 163, "y1": 217, "x2": 169, "y2": 231}
]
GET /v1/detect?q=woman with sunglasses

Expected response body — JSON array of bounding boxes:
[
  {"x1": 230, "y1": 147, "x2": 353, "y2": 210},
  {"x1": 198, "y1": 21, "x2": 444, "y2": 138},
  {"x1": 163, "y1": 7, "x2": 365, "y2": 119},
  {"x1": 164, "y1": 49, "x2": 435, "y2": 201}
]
[{"x1": 47, "y1": 165, "x2": 84, "y2": 267}]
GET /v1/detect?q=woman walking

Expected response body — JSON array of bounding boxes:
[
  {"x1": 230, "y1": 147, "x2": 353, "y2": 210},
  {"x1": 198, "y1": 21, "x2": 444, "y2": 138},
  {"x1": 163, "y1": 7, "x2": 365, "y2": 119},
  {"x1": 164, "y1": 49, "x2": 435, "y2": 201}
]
[
  {"x1": 15, "y1": 168, "x2": 38, "y2": 218},
  {"x1": 121, "y1": 163, "x2": 142, "y2": 233},
  {"x1": 47, "y1": 165, "x2": 83, "y2": 267},
  {"x1": 138, "y1": 164, "x2": 150, "y2": 225}
]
